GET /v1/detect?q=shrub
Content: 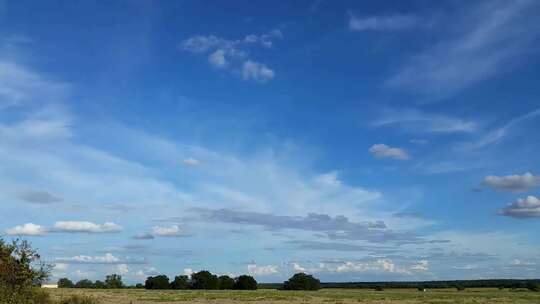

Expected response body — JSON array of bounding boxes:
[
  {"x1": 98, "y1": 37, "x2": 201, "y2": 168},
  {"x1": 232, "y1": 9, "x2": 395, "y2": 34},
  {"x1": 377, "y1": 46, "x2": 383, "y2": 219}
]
[
  {"x1": 145, "y1": 275, "x2": 170, "y2": 289},
  {"x1": 170, "y1": 275, "x2": 189, "y2": 290},
  {"x1": 233, "y1": 275, "x2": 257, "y2": 290},
  {"x1": 526, "y1": 282, "x2": 539, "y2": 292},
  {"x1": 58, "y1": 278, "x2": 74, "y2": 288},
  {"x1": 93, "y1": 280, "x2": 106, "y2": 289},
  {"x1": 282, "y1": 273, "x2": 321, "y2": 291},
  {"x1": 455, "y1": 285, "x2": 465, "y2": 291},
  {"x1": 191, "y1": 271, "x2": 219, "y2": 290},
  {"x1": 374, "y1": 286, "x2": 384, "y2": 291}
]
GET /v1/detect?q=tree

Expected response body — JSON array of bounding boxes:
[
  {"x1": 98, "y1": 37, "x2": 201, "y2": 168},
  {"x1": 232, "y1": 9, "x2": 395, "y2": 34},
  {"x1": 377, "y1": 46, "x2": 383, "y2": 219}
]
[
  {"x1": 57, "y1": 277, "x2": 74, "y2": 288},
  {"x1": 170, "y1": 275, "x2": 190, "y2": 290},
  {"x1": 94, "y1": 280, "x2": 106, "y2": 289},
  {"x1": 218, "y1": 275, "x2": 235, "y2": 290},
  {"x1": 283, "y1": 273, "x2": 321, "y2": 291},
  {"x1": 75, "y1": 279, "x2": 95, "y2": 288},
  {"x1": 135, "y1": 283, "x2": 144, "y2": 289},
  {"x1": 0, "y1": 238, "x2": 52, "y2": 303},
  {"x1": 105, "y1": 274, "x2": 123, "y2": 289},
  {"x1": 145, "y1": 275, "x2": 170, "y2": 289},
  {"x1": 191, "y1": 270, "x2": 219, "y2": 290},
  {"x1": 234, "y1": 275, "x2": 257, "y2": 290},
  {"x1": 455, "y1": 285, "x2": 465, "y2": 291},
  {"x1": 526, "y1": 282, "x2": 540, "y2": 292}
]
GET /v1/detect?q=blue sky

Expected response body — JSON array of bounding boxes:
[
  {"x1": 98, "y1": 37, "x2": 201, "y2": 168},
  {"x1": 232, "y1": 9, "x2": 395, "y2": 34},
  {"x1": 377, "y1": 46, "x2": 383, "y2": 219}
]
[{"x1": 1, "y1": 0, "x2": 540, "y2": 283}]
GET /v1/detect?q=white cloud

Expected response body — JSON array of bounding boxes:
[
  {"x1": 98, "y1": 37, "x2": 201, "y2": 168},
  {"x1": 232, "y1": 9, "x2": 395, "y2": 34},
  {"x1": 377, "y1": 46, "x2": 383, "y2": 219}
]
[
  {"x1": 498, "y1": 196, "x2": 540, "y2": 219},
  {"x1": 452, "y1": 264, "x2": 478, "y2": 270},
  {"x1": 53, "y1": 221, "x2": 122, "y2": 233},
  {"x1": 483, "y1": 172, "x2": 540, "y2": 192},
  {"x1": 335, "y1": 259, "x2": 409, "y2": 274},
  {"x1": 5, "y1": 223, "x2": 47, "y2": 236},
  {"x1": 183, "y1": 268, "x2": 194, "y2": 276},
  {"x1": 182, "y1": 158, "x2": 200, "y2": 166},
  {"x1": 372, "y1": 108, "x2": 478, "y2": 133},
  {"x1": 410, "y1": 260, "x2": 429, "y2": 272},
  {"x1": 510, "y1": 259, "x2": 536, "y2": 266},
  {"x1": 55, "y1": 253, "x2": 144, "y2": 265},
  {"x1": 292, "y1": 263, "x2": 307, "y2": 273},
  {"x1": 369, "y1": 144, "x2": 409, "y2": 160},
  {"x1": 459, "y1": 108, "x2": 540, "y2": 150},
  {"x1": 54, "y1": 263, "x2": 69, "y2": 271},
  {"x1": 349, "y1": 13, "x2": 418, "y2": 31},
  {"x1": 242, "y1": 60, "x2": 274, "y2": 82},
  {"x1": 208, "y1": 49, "x2": 227, "y2": 68},
  {"x1": 116, "y1": 264, "x2": 130, "y2": 275},
  {"x1": 247, "y1": 264, "x2": 279, "y2": 276},
  {"x1": 151, "y1": 225, "x2": 186, "y2": 237},
  {"x1": 386, "y1": 1, "x2": 540, "y2": 99},
  {"x1": 180, "y1": 30, "x2": 280, "y2": 81}
]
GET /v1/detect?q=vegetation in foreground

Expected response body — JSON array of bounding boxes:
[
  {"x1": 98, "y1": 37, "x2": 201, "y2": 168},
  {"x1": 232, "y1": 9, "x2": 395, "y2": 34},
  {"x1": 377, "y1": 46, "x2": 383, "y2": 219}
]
[{"x1": 46, "y1": 287, "x2": 540, "y2": 304}]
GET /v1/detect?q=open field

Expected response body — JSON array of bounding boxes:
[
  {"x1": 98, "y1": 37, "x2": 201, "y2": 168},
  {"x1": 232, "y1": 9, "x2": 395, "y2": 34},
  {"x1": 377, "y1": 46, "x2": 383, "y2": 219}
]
[{"x1": 46, "y1": 288, "x2": 540, "y2": 304}]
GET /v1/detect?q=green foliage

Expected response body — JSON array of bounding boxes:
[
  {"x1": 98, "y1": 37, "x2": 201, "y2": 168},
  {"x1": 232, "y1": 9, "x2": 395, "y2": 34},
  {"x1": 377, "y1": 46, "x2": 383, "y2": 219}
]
[
  {"x1": 374, "y1": 286, "x2": 384, "y2": 291},
  {"x1": 74, "y1": 279, "x2": 95, "y2": 289},
  {"x1": 135, "y1": 283, "x2": 144, "y2": 289},
  {"x1": 144, "y1": 275, "x2": 170, "y2": 289},
  {"x1": 283, "y1": 273, "x2": 321, "y2": 291},
  {"x1": 104, "y1": 274, "x2": 123, "y2": 289},
  {"x1": 57, "y1": 278, "x2": 74, "y2": 288},
  {"x1": 218, "y1": 275, "x2": 235, "y2": 290},
  {"x1": 57, "y1": 295, "x2": 98, "y2": 304},
  {"x1": 0, "y1": 238, "x2": 52, "y2": 303},
  {"x1": 191, "y1": 270, "x2": 219, "y2": 290},
  {"x1": 526, "y1": 282, "x2": 540, "y2": 292},
  {"x1": 455, "y1": 285, "x2": 466, "y2": 291},
  {"x1": 93, "y1": 280, "x2": 106, "y2": 289},
  {"x1": 170, "y1": 275, "x2": 189, "y2": 290},
  {"x1": 234, "y1": 275, "x2": 257, "y2": 290}
]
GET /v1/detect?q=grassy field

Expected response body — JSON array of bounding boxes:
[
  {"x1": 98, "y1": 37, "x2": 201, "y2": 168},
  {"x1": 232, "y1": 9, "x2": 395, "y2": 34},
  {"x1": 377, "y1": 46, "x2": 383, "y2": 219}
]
[{"x1": 46, "y1": 288, "x2": 540, "y2": 304}]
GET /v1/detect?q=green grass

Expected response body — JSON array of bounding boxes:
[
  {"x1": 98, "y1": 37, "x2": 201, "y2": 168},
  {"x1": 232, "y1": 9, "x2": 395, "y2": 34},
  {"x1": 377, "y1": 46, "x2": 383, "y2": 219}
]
[{"x1": 45, "y1": 288, "x2": 540, "y2": 304}]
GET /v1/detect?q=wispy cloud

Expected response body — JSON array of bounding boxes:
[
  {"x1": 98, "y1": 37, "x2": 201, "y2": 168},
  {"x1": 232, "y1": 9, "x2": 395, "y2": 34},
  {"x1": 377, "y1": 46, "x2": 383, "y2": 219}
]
[
  {"x1": 386, "y1": 0, "x2": 540, "y2": 99},
  {"x1": 349, "y1": 13, "x2": 419, "y2": 32},
  {"x1": 55, "y1": 253, "x2": 146, "y2": 265},
  {"x1": 372, "y1": 108, "x2": 478, "y2": 133}
]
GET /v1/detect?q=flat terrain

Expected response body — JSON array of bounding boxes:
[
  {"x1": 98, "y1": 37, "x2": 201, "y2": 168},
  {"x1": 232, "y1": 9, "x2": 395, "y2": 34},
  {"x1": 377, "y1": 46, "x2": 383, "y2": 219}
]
[{"x1": 46, "y1": 288, "x2": 540, "y2": 304}]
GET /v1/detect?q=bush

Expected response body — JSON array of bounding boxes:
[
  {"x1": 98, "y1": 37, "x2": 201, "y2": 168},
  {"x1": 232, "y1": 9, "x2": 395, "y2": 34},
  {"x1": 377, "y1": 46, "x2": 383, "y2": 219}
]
[
  {"x1": 170, "y1": 275, "x2": 189, "y2": 290},
  {"x1": 455, "y1": 285, "x2": 465, "y2": 291},
  {"x1": 145, "y1": 275, "x2": 170, "y2": 289},
  {"x1": 58, "y1": 278, "x2": 74, "y2": 288},
  {"x1": 282, "y1": 273, "x2": 321, "y2": 291},
  {"x1": 374, "y1": 286, "x2": 384, "y2": 291},
  {"x1": 526, "y1": 282, "x2": 540, "y2": 292},
  {"x1": 191, "y1": 271, "x2": 219, "y2": 290},
  {"x1": 234, "y1": 275, "x2": 257, "y2": 290}
]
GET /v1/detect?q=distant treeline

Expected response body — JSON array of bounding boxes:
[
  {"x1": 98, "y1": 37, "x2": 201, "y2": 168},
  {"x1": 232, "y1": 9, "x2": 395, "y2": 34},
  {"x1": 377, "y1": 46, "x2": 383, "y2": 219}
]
[{"x1": 260, "y1": 279, "x2": 540, "y2": 290}]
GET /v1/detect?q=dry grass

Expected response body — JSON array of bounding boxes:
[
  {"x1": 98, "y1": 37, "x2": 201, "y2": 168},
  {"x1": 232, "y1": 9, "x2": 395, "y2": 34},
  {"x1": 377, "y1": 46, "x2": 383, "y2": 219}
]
[{"x1": 45, "y1": 288, "x2": 540, "y2": 304}]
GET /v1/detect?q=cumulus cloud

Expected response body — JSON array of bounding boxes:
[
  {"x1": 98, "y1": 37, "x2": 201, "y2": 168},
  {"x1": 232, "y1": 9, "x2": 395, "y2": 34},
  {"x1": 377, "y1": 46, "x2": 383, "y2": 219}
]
[
  {"x1": 53, "y1": 221, "x2": 122, "y2": 233},
  {"x1": 208, "y1": 49, "x2": 227, "y2": 68},
  {"x1": 349, "y1": 13, "x2": 419, "y2": 31},
  {"x1": 482, "y1": 172, "x2": 540, "y2": 192},
  {"x1": 292, "y1": 263, "x2": 306, "y2": 273},
  {"x1": 55, "y1": 253, "x2": 145, "y2": 265},
  {"x1": 5, "y1": 223, "x2": 47, "y2": 236},
  {"x1": 369, "y1": 144, "x2": 409, "y2": 160},
  {"x1": 151, "y1": 225, "x2": 187, "y2": 237},
  {"x1": 180, "y1": 30, "x2": 281, "y2": 82},
  {"x1": 17, "y1": 190, "x2": 62, "y2": 204},
  {"x1": 247, "y1": 264, "x2": 279, "y2": 276},
  {"x1": 183, "y1": 268, "x2": 194, "y2": 276},
  {"x1": 242, "y1": 60, "x2": 274, "y2": 82},
  {"x1": 498, "y1": 196, "x2": 540, "y2": 219},
  {"x1": 410, "y1": 260, "x2": 429, "y2": 271},
  {"x1": 335, "y1": 259, "x2": 407, "y2": 274}
]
